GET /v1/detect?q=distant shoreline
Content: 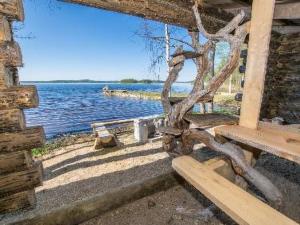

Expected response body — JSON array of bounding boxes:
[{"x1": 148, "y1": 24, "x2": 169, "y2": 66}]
[{"x1": 20, "y1": 79, "x2": 192, "y2": 84}]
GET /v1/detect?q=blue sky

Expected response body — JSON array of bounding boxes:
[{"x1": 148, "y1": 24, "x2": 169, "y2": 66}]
[{"x1": 17, "y1": 0, "x2": 199, "y2": 81}]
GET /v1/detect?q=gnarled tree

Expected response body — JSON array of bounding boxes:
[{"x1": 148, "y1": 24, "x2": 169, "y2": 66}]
[{"x1": 160, "y1": 2, "x2": 282, "y2": 207}]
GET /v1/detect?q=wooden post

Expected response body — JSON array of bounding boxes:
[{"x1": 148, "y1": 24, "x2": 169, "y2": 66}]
[{"x1": 239, "y1": 0, "x2": 276, "y2": 129}]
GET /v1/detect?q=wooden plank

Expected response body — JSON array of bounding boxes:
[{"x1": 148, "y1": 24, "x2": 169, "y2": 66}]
[
  {"x1": 274, "y1": 2, "x2": 300, "y2": 19},
  {"x1": 0, "y1": 85, "x2": 39, "y2": 110},
  {"x1": 203, "y1": 157, "x2": 235, "y2": 182},
  {"x1": 0, "y1": 151, "x2": 33, "y2": 175},
  {"x1": 0, "y1": 126, "x2": 45, "y2": 153},
  {"x1": 183, "y1": 113, "x2": 238, "y2": 128},
  {"x1": 215, "y1": 125, "x2": 300, "y2": 164},
  {"x1": 0, "y1": 164, "x2": 42, "y2": 196},
  {"x1": 239, "y1": 0, "x2": 276, "y2": 129},
  {"x1": 0, "y1": 41, "x2": 22, "y2": 66},
  {"x1": 0, "y1": 190, "x2": 36, "y2": 213},
  {"x1": 0, "y1": 0, "x2": 24, "y2": 21},
  {"x1": 0, "y1": 16, "x2": 11, "y2": 42},
  {"x1": 173, "y1": 156, "x2": 299, "y2": 225},
  {"x1": 0, "y1": 109, "x2": 26, "y2": 132}
]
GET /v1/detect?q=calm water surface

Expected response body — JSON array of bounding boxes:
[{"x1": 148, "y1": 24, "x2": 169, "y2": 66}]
[{"x1": 24, "y1": 83, "x2": 193, "y2": 139}]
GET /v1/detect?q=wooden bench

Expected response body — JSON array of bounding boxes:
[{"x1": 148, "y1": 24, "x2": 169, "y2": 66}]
[
  {"x1": 183, "y1": 113, "x2": 238, "y2": 128},
  {"x1": 173, "y1": 156, "x2": 299, "y2": 225},
  {"x1": 215, "y1": 123, "x2": 300, "y2": 164}
]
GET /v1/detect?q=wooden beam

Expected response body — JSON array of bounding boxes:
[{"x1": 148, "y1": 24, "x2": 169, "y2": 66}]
[
  {"x1": 215, "y1": 125, "x2": 300, "y2": 164},
  {"x1": 0, "y1": 0, "x2": 24, "y2": 21},
  {"x1": 239, "y1": 0, "x2": 276, "y2": 129},
  {"x1": 274, "y1": 2, "x2": 300, "y2": 19},
  {"x1": 0, "y1": 190, "x2": 36, "y2": 213},
  {"x1": 0, "y1": 42, "x2": 22, "y2": 67},
  {"x1": 272, "y1": 26, "x2": 300, "y2": 34},
  {"x1": 0, "y1": 151, "x2": 33, "y2": 174},
  {"x1": 0, "y1": 126, "x2": 45, "y2": 153},
  {"x1": 0, "y1": 85, "x2": 39, "y2": 110},
  {"x1": 0, "y1": 16, "x2": 11, "y2": 42},
  {"x1": 173, "y1": 156, "x2": 299, "y2": 225},
  {"x1": 0, "y1": 109, "x2": 26, "y2": 132},
  {"x1": 0, "y1": 164, "x2": 42, "y2": 196},
  {"x1": 60, "y1": 0, "x2": 234, "y2": 33}
]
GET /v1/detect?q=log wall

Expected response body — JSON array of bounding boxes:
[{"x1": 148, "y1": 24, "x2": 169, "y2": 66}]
[
  {"x1": 0, "y1": 0, "x2": 45, "y2": 213},
  {"x1": 261, "y1": 32, "x2": 300, "y2": 124}
]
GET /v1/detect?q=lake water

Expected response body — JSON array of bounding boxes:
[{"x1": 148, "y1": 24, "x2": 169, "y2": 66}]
[{"x1": 24, "y1": 83, "x2": 194, "y2": 139}]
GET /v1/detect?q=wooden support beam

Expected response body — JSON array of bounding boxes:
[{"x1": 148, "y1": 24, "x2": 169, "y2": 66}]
[
  {"x1": 0, "y1": 85, "x2": 39, "y2": 110},
  {"x1": 0, "y1": 16, "x2": 11, "y2": 42},
  {"x1": 0, "y1": 190, "x2": 36, "y2": 213},
  {"x1": 60, "y1": 0, "x2": 234, "y2": 33},
  {"x1": 0, "y1": 109, "x2": 26, "y2": 132},
  {"x1": 0, "y1": 42, "x2": 22, "y2": 67},
  {"x1": 0, "y1": 126, "x2": 45, "y2": 153},
  {"x1": 274, "y1": 2, "x2": 300, "y2": 20},
  {"x1": 0, "y1": 0, "x2": 24, "y2": 21},
  {"x1": 239, "y1": 0, "x2": 276, "y2": 129},
  {"x1": 0, "y1": 164, "x2": 42, "y2": 197},
  {"x1": 173, "y1": 156, "x2": 299, "y2": 225},
  {"x1": 0, "y1": 151, "x2": 33, "y2": 174}
]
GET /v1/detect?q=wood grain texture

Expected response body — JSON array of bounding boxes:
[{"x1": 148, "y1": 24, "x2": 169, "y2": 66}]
[
  {"x1": 0, "y1": 0, "x2": 24, "y2": 21},
  {"x1": 0, "y1": 163, "x2": 42, "y2": 197},
  {"x1": 239, "y1": 0, "x2": 276, "y2": 129},
  {"x1": 0, "y1": 85, "x2": 39, "y2": 110},
  {"x1": 0, "y1": 108, "x2": 26, "y2": 132},
  {"x1": 0, "y1": 151, "x2": 33, "y2": 175},
  {"x1": 0, "y1": 41, "x2": 22, "y2": 66},
  {"x1": 61, "y1": 0, "x2": 234, "y2": 33},
  {"x1": 183, "y1": 113, "x2": 238, "y2": 128},
  {"x1": 0, "y1": 16, "x2": 11, "y2": 42},
  {"x1": 0, "y1": 190, "x2": 36, "y2": 213},
  {"x1": 173, "y1": 156, "x2": 298, "y2": 225},
  {"x1": 215, "y1": 125, "x2": 300, "y2": 164},
  {"x1": 0, "y1": 126, "x2": 45, "y2": 153}
]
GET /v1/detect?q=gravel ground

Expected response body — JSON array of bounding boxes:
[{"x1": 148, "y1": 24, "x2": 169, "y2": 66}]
[{"x1": 2, "y1": 133, "x2": 299, "y2": 225}]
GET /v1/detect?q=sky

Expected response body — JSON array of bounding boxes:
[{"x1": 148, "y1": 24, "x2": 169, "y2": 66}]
[{"x1": 17, "y1": 0, "x2": 199, "y2": 82}]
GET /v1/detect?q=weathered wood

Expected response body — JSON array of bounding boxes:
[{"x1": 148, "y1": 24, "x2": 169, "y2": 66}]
[
  {"x1": 184, "y1": 129, "x2": 282, "y2": 206},
  {"x1": 0, "y1": 164, "x2": 42, "y2": 196},
  {"x1": 0, "y1": 190, "x2": 36, "y2": 213},
  {"x1": 239, "y1": 0, "x2": 276, "y2": 129},
  {"x1": 0, "y1": 41, "x2": 22, "y2": 66},
  {"x1": 0, "y1": 16, "x2": 11, "y2": 42},
  {"x1": 0, "y1": 85, "x2": 39, "y2": 110},
  {"x1": 215, "y1": 125, "x2": 300, "y2": 164},
  {"x1": 274, "y1": 2, "x2": 300, "y2": 20},
  {"x1": 0, "y1": 151, "x2": 33, "y2": 174},
  {"x1": 61, "y1": 0, "x2": 234, "y2": 33},
  {"x1": 0, "y1": 64, "x2": 14, "y2": 88},
  {"x1": 0, "y1": 109, "x2": 25, "y2": 132},
  {"x1": 183, "y1": 113, "x2": 238, "y2": 128},
  {"x1": 0, "y1": 0, "x2": 24, "y2": 21},
  {"x1": 172, "y1": 156, "x2": 298, "y2": 225},
  {"x1": 0, "y1": 126, "x2": 45, "y2": 153},
  {"x1": 157, "y1": 127, "x2": 182, "y2": 136},
  {"x1": 94, "y1": 126, "x2": 117, "y2": 149}
]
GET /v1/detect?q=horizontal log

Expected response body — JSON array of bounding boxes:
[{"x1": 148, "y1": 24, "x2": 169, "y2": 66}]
[
  {"x1": 0, "y1": 151, "x2": 33, "y2": 175},
  {"x1": 0, "y1": 16, "x2": 11, "y2": 42},
  {"x1": 0, "y1": 41, "x2": 22, "y2": 66},
  {"x1": 61, "y1": 0, "x2": 234, "y2": 33},
  {"x1": 0, "y1": 64, "x2": 19, "y2": 88},
  {"x1": 0, "y1": 190, "x2": 36, "y2": 213},
  {"x1": 0, "y1": 109, "x2": 25, "y2": 132},
  {"x1": 0, "y1": 163, "x2": 42, "y2": 197},
  {"x1": 0, "y1": 0, "x2": 24, "y2": 21},
  {"x1": 0, "y1": 85, "x2": 39, "y2": 110},
  {"x1": 0, "y1": 126, "x2": 45, "y2": 153}
]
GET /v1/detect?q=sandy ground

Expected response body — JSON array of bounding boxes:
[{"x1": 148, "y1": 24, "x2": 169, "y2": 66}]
[
  {"x1": 82, "y1": 152, "x2": 300, "y2": 225},
  {"x1": 2, "y1": 133, "x2": 299, "y2": 225}
]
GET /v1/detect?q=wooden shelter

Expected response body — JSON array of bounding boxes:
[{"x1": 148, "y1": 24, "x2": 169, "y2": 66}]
[{"x1": 0, "y1": 0, "x2": 299, "y2": 224}]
